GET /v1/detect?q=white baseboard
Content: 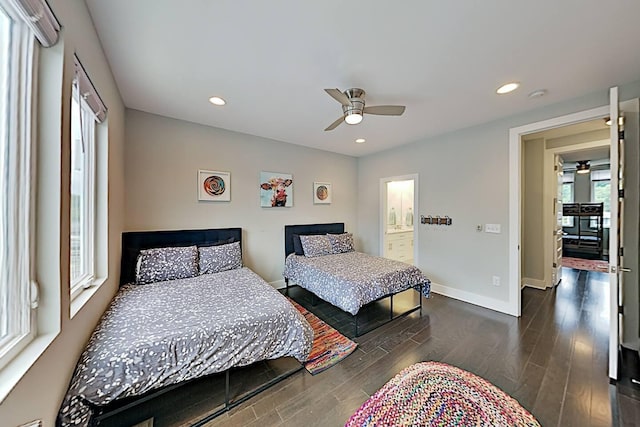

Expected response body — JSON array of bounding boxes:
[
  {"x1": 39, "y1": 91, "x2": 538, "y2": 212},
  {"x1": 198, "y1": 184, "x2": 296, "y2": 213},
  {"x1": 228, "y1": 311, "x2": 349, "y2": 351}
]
[
  {"x1": 429, "y1": 282, "x2": 517, "y2": 316},
  {"x1": 522, "y1": 277, "x2": 547, "y2": 290}
]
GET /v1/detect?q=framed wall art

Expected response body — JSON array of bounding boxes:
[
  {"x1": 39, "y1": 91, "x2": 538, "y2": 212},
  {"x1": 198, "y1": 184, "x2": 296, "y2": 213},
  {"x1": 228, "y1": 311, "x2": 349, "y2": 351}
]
[
  {"x1": 260, "y1": 171, "x2": 293, "y2": 207},
  {"x1": 198, "y1": 170, "x2": 230, "y2": 202},
  {"x1": 313, "y1": 182, "x2": 331, "y2": 204}
]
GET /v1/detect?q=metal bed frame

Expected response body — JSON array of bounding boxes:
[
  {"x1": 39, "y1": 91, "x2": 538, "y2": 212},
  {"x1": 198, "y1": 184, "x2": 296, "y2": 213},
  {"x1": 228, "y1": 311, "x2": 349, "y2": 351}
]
[{"x1": 95, "y1": 365, "x2": 303, "y2": 426}]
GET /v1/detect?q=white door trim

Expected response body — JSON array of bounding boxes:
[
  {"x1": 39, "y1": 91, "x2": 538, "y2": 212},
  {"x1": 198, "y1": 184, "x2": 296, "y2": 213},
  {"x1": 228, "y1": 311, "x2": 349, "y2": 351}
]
[
  {"x1": 509, "y1": 105, "x2": 610, "y2": 317},
  {"x1": 608, "y1": 87, "x2": 620, "y2": 380}
]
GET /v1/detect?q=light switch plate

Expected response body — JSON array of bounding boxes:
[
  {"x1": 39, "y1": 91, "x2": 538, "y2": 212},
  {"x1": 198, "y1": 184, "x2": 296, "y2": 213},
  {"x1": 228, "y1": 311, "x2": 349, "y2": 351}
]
[{"x1": 485, "y1": 224, "x2": 501, "y2": 233}]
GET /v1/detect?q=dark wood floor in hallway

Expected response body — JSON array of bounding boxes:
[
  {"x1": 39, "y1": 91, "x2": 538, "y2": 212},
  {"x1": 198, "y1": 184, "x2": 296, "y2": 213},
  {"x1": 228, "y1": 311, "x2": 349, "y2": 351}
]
[{"x1": 196, "y1": 268, "x2": 640, "y2": 426}]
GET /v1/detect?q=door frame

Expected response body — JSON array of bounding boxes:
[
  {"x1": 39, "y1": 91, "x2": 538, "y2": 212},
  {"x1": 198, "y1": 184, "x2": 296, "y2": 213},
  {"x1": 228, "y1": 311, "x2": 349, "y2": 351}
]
[
  {"x1": 509, "y1": 105, "x2": 610, "y2": 317},
  {"x1": 379, "y1": 174, "x2": 419, "y2": 263}
]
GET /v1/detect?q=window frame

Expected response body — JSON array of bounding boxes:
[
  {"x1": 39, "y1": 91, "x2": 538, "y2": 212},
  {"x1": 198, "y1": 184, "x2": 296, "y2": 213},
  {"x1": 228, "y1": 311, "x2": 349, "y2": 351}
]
[
  {"x1": 69, "y1": 86, "x2": 97, "y2": 300},
  {"x1": 0, "y1": 0, "x2": 37, "y2": 371}
]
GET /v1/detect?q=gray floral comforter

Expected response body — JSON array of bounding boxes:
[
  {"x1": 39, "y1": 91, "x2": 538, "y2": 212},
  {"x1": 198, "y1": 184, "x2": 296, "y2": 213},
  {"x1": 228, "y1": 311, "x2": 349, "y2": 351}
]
[
  {"x1": 58, "y1": 267, "x2": 313, "y2": 427},
  {"x1": 284, "y1": 252, "x2": 431, "y2": 315}
]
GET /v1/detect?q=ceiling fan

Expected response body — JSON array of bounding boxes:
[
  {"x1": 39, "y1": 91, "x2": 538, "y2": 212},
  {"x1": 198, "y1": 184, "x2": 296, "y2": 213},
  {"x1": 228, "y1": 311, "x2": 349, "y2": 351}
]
[{"x1": 324, "y1": 88, "x2": 406, "y2": 131}]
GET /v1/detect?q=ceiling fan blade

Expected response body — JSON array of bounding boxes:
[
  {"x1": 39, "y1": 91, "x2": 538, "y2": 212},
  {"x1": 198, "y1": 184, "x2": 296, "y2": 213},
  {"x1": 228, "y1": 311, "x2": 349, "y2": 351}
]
[
  {"x1": 363, "y1": 105, "x2": 406, "y2": 116},
  {"x1": 324, "y1": 115, "x2": 345, "y2": 131},
  {"x1": 325, "y1": 88, "x2": 352, "y2": 106}
]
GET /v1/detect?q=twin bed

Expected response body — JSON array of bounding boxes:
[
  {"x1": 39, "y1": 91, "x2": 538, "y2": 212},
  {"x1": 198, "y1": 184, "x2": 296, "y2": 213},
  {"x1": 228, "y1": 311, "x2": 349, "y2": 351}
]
[
  {"x1": 283, "y1": 223, "x2": 430, "y2": 336},
  {"x1": 58, "y1": 224, "x2": 431, "y2": 426}
]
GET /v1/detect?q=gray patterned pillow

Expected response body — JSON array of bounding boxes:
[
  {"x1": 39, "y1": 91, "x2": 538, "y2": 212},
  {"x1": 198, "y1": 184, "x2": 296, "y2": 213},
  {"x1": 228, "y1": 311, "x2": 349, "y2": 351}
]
[
  {"x1": 300, "y1": 234, "x2": 332, "y2": 257},
  {"x1": 328, "y1": 232, "x2": 354, "y2": 254},
  {"x1": 199, "y1": 241, "x2": 242, "y2": 274},
  {"x1": 135, "y1": 245, "x2": 199, "y2": 285}
]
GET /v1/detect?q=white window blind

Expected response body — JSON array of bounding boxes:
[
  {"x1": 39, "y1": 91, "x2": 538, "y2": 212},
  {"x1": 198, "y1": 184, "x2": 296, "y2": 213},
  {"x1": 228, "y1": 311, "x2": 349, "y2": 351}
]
[
  {"x1": 590, "y1": 169, "x2": 611, "y2": 182},
  {"x1": 73, "y1": 54, "x2": 107, "y2": 123},
  {"x1": 0, "y1": 0, "x2": 37, "y2": 369},
  {"x1": 1, "y1": 0, "x2": 59, "y2": 47},
  {"x1": 562, "y1": 172, "x2": 574, "y2": 183}
]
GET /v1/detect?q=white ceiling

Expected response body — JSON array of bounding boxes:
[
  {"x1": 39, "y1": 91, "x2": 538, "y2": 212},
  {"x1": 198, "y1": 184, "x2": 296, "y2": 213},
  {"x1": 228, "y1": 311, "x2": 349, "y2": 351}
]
[{"x1": 85, "y1": 0, "x2": 640, "y2": 157}]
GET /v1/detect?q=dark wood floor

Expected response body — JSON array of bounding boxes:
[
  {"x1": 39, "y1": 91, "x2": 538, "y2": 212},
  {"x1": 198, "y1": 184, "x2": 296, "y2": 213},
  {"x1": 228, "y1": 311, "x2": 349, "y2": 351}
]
[{"x1": 108, "y1": 267, "x2": 640, "y2": 426}]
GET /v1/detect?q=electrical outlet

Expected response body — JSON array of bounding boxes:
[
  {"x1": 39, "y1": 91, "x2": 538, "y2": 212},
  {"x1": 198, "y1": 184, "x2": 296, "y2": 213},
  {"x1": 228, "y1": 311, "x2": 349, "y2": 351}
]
[{"x1": 492, "y1": 276, "x2": 500, "y2": 286}]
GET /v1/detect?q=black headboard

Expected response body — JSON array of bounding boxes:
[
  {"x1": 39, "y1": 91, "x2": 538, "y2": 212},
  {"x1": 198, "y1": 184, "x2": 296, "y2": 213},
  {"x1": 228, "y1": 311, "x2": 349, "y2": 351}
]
[
  {"x1": 284, "y1": 223, "x2": 345, "y2": 257},
  {"x1": 120, "y1": 228, "x2": 242, "y2": 286}
]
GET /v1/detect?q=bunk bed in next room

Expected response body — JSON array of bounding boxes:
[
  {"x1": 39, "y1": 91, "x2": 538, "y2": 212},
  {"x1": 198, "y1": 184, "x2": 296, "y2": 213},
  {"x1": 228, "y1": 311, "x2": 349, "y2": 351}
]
[{"x1": 562, "y1": 202, "x2": 604, "y2": 259}]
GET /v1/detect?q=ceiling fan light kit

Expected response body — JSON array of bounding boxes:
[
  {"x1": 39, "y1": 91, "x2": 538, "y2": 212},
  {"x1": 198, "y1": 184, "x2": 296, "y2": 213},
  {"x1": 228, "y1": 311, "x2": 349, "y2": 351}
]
[
  {"x1": 576, "y1": 160, "x2": 591, "y2": 174},
  {"x1": 324, "y1": 87, "x2": 406, "y2": 131},
  {"x1": 345, "y1": 112, "x2": 363, "y2": 125}
]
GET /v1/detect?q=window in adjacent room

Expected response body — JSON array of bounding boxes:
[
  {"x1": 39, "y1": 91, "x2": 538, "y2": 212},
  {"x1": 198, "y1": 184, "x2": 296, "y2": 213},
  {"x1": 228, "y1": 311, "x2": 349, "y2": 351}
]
[
  {"x1": 69, "y1": 56, "x2": 107, "y2": 302},
  {"x1": 591, "y1": 169, "x2": 611, "y2": 228},
  {"x1": 561, "y1": 171, "x2": 574, "y2": 227},
  {"x1": 0, "y1": 1, "x2": 36, "y2": 370}
]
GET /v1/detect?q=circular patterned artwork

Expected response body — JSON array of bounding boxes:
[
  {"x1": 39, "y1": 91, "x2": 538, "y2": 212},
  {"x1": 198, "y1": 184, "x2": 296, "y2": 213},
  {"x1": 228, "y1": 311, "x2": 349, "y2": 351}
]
[
  {"x1": 316, "y1": 185, "x2": 328, "y2": 200},
  {"x1": 203, "y1": 175, "x2": 226, "y2": 196}
]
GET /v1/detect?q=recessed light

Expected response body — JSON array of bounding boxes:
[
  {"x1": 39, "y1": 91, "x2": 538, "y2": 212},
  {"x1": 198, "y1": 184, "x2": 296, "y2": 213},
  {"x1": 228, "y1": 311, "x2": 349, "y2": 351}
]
[
  {"x1": 208, "y1": 96, "x2": 226, "y2": 106},
  {"x1": 496, "y1": 82, "x2": 520, "y2": 94},
  {"x1": 355, "y1": 138, "x2": 366, "y2": 144}
]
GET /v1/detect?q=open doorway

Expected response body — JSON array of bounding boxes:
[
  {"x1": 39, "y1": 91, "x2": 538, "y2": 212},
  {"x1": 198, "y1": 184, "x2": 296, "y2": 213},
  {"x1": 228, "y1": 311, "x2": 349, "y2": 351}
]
[
  {"x1": 521, "y1": 119, "x2": 611, "y2": 289},
  {"x1": 510, "y1": 93, "x2": 640, "y2": 381},
  {"x1": 379, "y1": 174, "x2": 418, "y2": 265},
  {"x1": 558, "y1": 148, "x2": 611, "y2": 270}
]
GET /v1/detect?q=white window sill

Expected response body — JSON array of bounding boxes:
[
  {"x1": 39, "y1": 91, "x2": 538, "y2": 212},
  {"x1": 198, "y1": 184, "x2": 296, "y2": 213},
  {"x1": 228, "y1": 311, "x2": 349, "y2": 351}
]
[
  {"x1": 70, "y1": 276, "x2": 107, "y2": 318},
  {"x1": 0, "y1": 331, "x2": 59, "y2": 404}
]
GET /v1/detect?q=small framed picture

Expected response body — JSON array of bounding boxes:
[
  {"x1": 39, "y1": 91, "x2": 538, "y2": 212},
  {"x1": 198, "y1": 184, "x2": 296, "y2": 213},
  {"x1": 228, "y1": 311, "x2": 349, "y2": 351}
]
[
  {"x1": 198, "y1": 170, "x2": 231, "y2": 202},
  {"x1": 260, "y1": 171, "x2": 294, "y2": 207},
  {"x1": 313, "y1": 182, "x2": 331, "y2": 204}
]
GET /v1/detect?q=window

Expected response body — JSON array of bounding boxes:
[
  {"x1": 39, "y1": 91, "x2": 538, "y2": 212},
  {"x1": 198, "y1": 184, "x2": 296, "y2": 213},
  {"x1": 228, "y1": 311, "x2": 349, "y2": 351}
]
[
  {"x1": 69, "y1": 56, "x2": 107, "y2": 301},
  {"x1": 561, "y1": 172, "x2": 574, "y2": 227},
  {"x1": 0, "y1": 2, "x2": 36, "y2": 369},
  {"x1": 591, "y1": 169, "x2": 611, "y2": 228},
  {"x1": 70, "y1": 89, "x2": 95, "y2": 296}
]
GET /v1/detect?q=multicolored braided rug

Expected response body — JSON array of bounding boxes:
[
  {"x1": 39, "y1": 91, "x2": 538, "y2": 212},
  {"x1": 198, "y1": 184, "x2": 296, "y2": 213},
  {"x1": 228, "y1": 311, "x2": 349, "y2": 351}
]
[
  {"x1": 345, "y1": 361, "x2": 540, "y2": 427},
  {"x1": 289, "y1": 298, "x2": 357, "y2": 375}
]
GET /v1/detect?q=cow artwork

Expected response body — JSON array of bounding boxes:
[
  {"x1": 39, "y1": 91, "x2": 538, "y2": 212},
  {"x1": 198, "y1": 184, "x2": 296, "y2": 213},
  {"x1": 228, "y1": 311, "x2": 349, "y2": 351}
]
[{"x1": 260, "y1": 172, "x2": 294, "y2": 207}]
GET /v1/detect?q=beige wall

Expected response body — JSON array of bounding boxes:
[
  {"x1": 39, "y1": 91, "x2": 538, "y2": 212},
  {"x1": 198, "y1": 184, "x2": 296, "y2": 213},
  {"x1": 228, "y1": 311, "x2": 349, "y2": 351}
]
[
  {"x1": 0, "y1": 0, "x2": 125, "y2": 425},
  {"x1": 124, "y1": 109, "x2": 358, "y2": 285},
  {"x1": 523, "y1": 138, "x2": 545, "y2": 282},
  {"x1": 358, "y1": 120, "x2": 511, "y2": 308}
]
